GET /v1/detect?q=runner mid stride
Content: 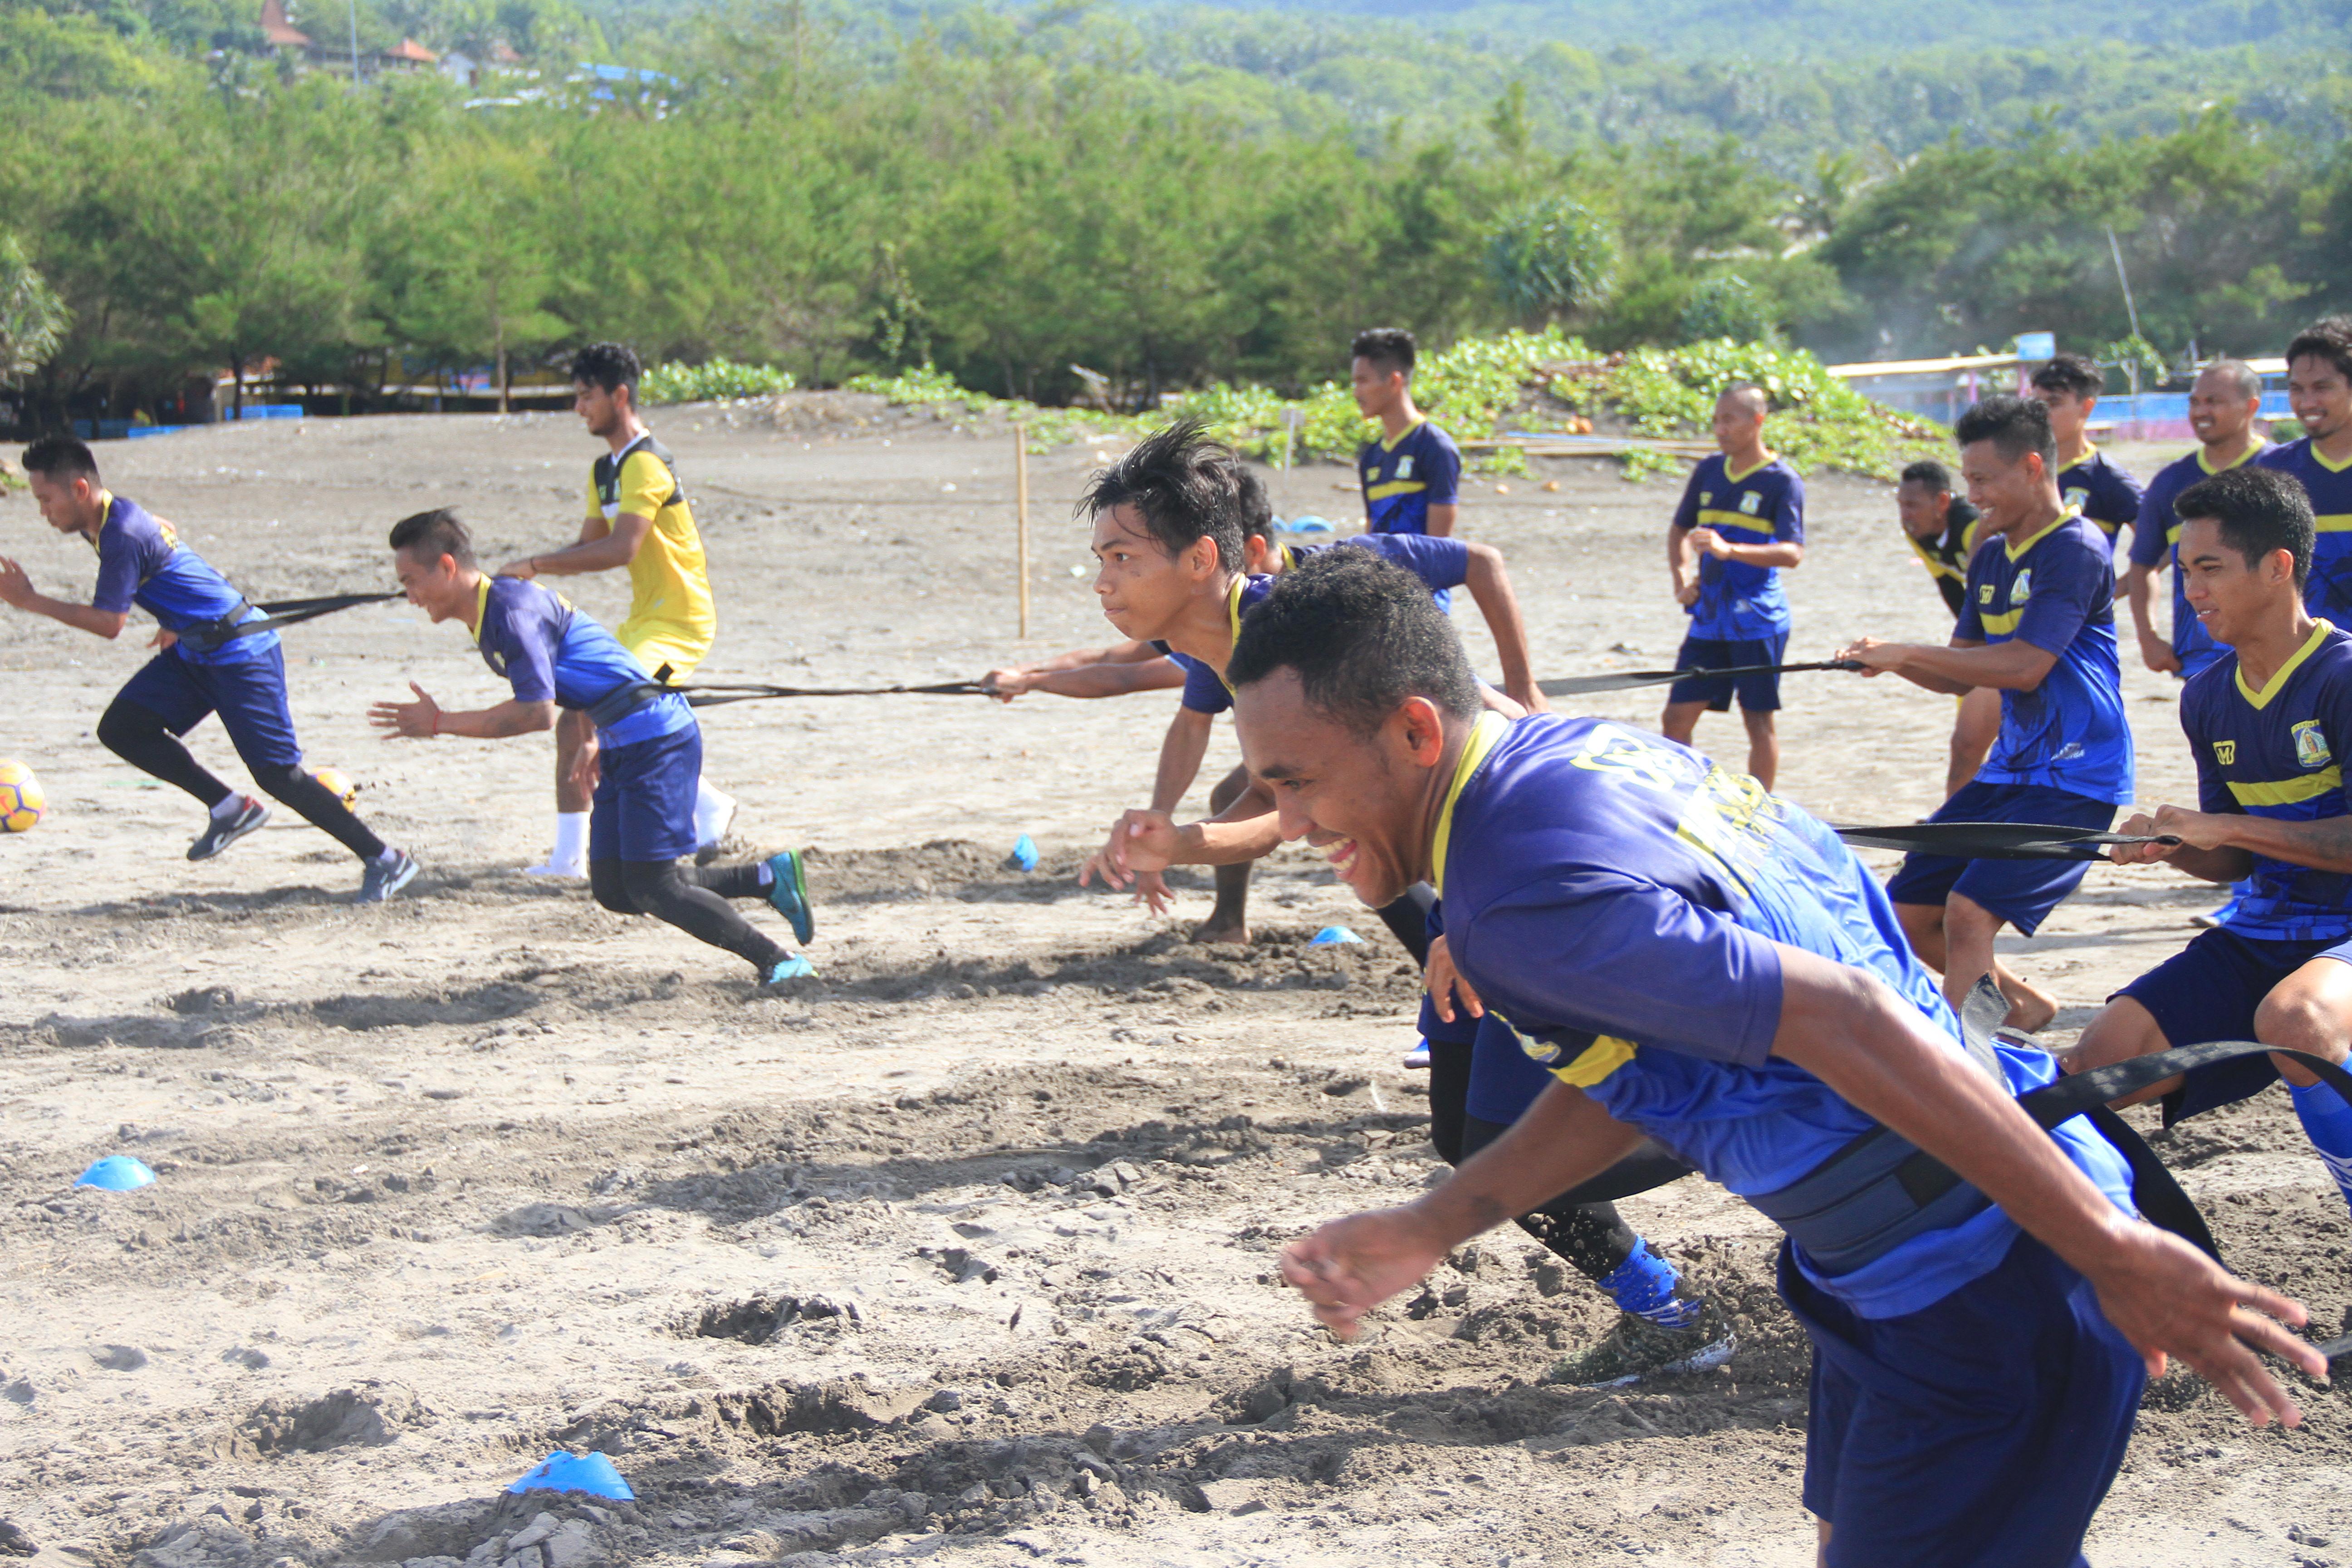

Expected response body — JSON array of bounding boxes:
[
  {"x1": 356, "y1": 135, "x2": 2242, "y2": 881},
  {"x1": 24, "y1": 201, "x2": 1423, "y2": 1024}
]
[
  {"x1": 497, "y1": 344, "x2": 735, "y2": 877},
  {"x1": 0, "y1": 436, "x2": 416, "y2": 900}
]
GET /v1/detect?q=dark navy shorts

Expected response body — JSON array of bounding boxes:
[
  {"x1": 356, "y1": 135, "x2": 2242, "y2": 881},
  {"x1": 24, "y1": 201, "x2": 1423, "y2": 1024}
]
[
  {"x1": 1466, "y1": 1012, "x2": 1558, "y2": 1125},
  {"x1": 1784, "y1": 1232, "x2": 2143, "y2": 1568},
  {"x1": 1667, "y1": 632, "x2": 1787, "y2": 713},
  {"x1": 1883, "y1": 779, "x2": 2115, "y2": 936},
  {"x1": 588, "y1": 721, "x2": 702, "y2": 865},
  {"x1": 116, "y1": 646, "x2": 303, "y2": 773},
  {"x1": 2115, "y1": 924, "x2": 2352, "y2": 1122}
]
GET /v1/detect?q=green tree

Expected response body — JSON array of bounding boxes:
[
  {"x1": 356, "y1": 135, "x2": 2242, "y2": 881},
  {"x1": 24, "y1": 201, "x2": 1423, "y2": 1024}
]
[
  {"x1": 1485, "y1": 195, "x2": 1617, "y2": 325},
  {"x1": 0, "y1": 232, "x2": 68, "y2": 385}
]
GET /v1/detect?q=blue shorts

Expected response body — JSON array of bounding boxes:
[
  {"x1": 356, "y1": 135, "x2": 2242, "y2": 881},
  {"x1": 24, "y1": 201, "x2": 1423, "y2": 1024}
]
[
  {"x1": 116, "y1": 645, "x2": 303, "y2": 774},
  {"x1": 1466, "y1": 1013, "x2": 1558, "y2": 1124},
  {"x1": 588, "y1": 720, "x2": 702, "y2": 865},
  {"x1": 1785, "y1": 1232, "x2": 2142, "y2": 1568},
  {"x1": 1666, "y1": 633, "x2": 1786, "y2": 712},
  {"x1": 1883, "y1": 780, "x2": 2115, "y2": 936},
  {"x1": 2116, "y1": 925, "x2": 2352, "y2": 1122}
]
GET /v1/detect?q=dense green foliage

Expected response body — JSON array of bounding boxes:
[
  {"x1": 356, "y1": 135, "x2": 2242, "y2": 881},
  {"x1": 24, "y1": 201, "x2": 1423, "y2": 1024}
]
[{"x1": 0, "y1": 0, "x2": 2346, "y2": 428}]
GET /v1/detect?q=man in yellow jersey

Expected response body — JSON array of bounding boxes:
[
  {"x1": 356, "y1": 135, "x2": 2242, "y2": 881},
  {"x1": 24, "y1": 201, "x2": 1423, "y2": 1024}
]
[{"x1": 497, "y1": 343, "x2": 730, "y2": 877}]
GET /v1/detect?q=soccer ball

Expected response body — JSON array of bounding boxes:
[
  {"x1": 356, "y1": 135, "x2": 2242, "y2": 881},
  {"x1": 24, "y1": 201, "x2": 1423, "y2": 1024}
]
[
  {"x1": 312, "y1": 766, "x2": 358, "y2": 809},
  {"x1": 0, "y1": 759, "x2": 45, "y2": 833}
]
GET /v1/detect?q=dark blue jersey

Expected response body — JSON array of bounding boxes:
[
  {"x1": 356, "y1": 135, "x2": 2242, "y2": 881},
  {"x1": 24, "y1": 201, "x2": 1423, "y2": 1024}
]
[
  {"x1": 1956, "y1": 510, "x2": 2133, "y2": 804},
  {"x1": 1672, "y1": 454, "x2": 1805, "y2": 640},
  {"x1": 1432, "y1": 712, "x2": 2132, "y2": 1318},
  {"x1": 2257, "y1": 440, "x2": 2352, "y2": 621},
  {"x1": 2181, "y1": 621, "x2": 2352, "y2": 944},
  {"x1": 2057, "y1": 447, "x2": 2144, "y2": 542},
  {"x1": 1166, "y1": 534, "x2": 1473, "y2": 715},
  {"x1": 2128, "y1": 442, "x2": 2271, "y2": 672},
  {"x1": 88, "y1": 495, "x2": 276, "y2": 665},
  {"x1": 1357, "y1": 420, "x2": 1460, "y2": 538},
  {"x1": 472, "y1": 576, "x2": 692, "y2": 748}
]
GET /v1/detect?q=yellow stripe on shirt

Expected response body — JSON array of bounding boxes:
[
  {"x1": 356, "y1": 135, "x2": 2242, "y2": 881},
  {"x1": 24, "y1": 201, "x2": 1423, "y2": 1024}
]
[
  {"x1": 1549, "y1": 1034, "x2": 1637, "y2": 1088},
  {"x1": 1365, "y1": 480, "x2": 1427, "y2": 501},
  {"x1": 2227, "y1": 767, "x2": 2344, "y2": 807}
]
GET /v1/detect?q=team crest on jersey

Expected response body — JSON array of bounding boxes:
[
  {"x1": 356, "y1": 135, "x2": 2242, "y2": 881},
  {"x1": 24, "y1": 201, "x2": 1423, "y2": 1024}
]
[
  {"x1": 2065, "y1": 487, "x2": 2089, "y2": 509},
  {"x1": 1699, "y1": 490, "x2": 1713, "y2": 507},
  {"x1": 1397, "y1": 456, "x2": 1415, "y2": 479},
  {"x1": 1739, "y1": 491, "x2": 1763, "y2": 515},
  {"x1": 2295, "y1": 720, "x2": 2332, "y2": 770},
  {"x1": 2215, "y1": 740, "x2": 2238, "y2": 765},
  {"x1": 2011, "y1": 569, "x2": 2033, "y2": 603}
]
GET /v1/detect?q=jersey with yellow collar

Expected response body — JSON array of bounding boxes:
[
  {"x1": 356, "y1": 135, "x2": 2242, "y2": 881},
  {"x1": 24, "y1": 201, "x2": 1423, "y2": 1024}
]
[
  {"x1": 2258, "y1": 438, "x2": 2352, "y2": 620},
  {"x1": 471, "y1": 575, "x2": 692, "y2": 747},
  {"x1": 2056, "y1": 446, "x2": 2144, "y2": 540},
  {"x1": 1672, "y1": 452, "x2": 1805, "y2": 640},
  {"x1": 1357, "y1": 420, "x2": 1460, "y2": 537},
  {"x1": 2130, "y1": 440, "x2": 2272, "y2": 671},
  {"x1": 2182, "y1": 620, "x2": 2352, "y2": 943},
  {"x1": 1955, "y1": 508, "x2": 2132, "y2": 804},
  {"x1": 1431, "y1": 711, "x2": 2131, "y2": 1318}
]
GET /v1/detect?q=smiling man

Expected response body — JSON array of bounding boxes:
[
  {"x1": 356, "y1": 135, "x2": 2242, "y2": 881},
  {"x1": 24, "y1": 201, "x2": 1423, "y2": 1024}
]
[
  {"x1": 374, "y1": 509, "x2": 811, "y2": 988},
  {"x1": 2069, "y1": 466, "x2": 2352, "y2": 1221},
  {"x1": 2123, "y1": 359, "x2": 2272, "y2": 680},
  {"x1": 1838, "y1": 396, "x2": 2132, "y2": 1030},
  {"x1": 1073, "y1": 420, "x2": 1545, "y2": 944},
  {"x1": 1230, "y1": 546, "x2": 2318, "y2": 1567},
  {"x1": 2258, "y1": 317, "x2": 2352, "y2": 621}
]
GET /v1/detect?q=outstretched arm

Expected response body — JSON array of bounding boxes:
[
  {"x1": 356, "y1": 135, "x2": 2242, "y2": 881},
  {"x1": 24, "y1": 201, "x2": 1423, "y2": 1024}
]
[
  {"x1": 500, "y1": 513, "x2": 655, "y2": 579},
  {"x1": 1836, "y1": 635, "x2": 2055, "y2": 696},
  {"x1": 371, "y1": 685, "x2": 557, "y2": 740},
  {"x1": 0, "y1": 558, "x2": 129, "y2": 638},
  {"x1": 1460, "y1": 543, "x2": 1546, "y2": 712}
]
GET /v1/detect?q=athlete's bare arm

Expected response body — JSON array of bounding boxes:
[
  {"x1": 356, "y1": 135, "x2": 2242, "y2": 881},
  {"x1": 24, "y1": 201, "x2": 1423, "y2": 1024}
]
[
  {"x1": 2107, "y1": 803, "x2": 2352, "y2": 883},
  {"x1": 370, "y1": 684, "x2": 556, "y2": 741},
  {"x1": 497, "y1": 512, "x2": 655, "y2": 580},
  {"x1": 983, "y1": 641, "x2": 1185, "y2": 701},
  {"x1": 1835, "y1": 634, "x2": 2057, "y2": 697},
  {"x1": 0, "y1": 557, "x2": 129, "y2": 637},
  {"x1": 2120, "y1": 562, "x2": 2182, "y2": 674}
]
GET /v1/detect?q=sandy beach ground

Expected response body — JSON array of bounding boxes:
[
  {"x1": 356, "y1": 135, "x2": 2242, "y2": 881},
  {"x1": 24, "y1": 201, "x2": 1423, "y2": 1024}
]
[{"x1": 0, "y1": 400, "x2": 2344, "y2": 1568}]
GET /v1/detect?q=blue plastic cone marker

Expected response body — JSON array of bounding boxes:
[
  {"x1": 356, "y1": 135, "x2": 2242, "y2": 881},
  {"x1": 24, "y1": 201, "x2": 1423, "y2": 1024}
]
[
  {"x1": 1011, "y1": 834, "x2": 1039, "y2": 872},
  {"x1": 508, "y1": 1450, "x2": 634, "y2": 1501},
  {"x1": 1281, "y1": 514, "x2": 1335, "y2": 535},
  {"x1": 74, "y1": 1156, "x2": 157, "y2": 1191},
  {"x1": 1310, "y1": 926, "x2": 1365, "y2": 946}
]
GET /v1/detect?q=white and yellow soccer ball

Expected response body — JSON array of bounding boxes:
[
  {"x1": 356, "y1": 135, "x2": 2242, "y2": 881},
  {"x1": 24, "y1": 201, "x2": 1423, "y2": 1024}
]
[
  {"x1": 0, "y1": 759, "x2": 45, "y2": 833},
  {"x1": 311, "y1": 766, "x2": 358, "y2": 809}
]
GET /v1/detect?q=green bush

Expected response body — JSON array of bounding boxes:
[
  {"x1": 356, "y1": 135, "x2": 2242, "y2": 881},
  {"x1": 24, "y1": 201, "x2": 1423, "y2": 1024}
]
[
  {"x1": 640, "y1": 358, "x2": 798, "y2": 404},
  {"x1": 1679, "y1": 275, "x2": 1782, "y2": 346}
]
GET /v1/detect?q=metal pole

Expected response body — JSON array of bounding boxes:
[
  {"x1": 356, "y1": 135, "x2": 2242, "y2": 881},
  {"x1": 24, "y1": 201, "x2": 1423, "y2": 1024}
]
[
  {"x1": 348, "y1": 0, "x2": 362, "y2": 83},
  {"x1": 1015, "y1": 422, "x2": 1031, "y2": 639}
]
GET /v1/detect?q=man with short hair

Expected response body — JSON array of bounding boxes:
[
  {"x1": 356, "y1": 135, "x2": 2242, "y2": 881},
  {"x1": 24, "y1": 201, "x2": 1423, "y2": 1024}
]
[
  {"x1": 2071, "y1": 465, "x2": 2352, "y2": 1223},
  {"x1": 2124, "y1": 359, "x2": 2272, "y2": 680},
  {"x1": 497, "y1": 343, "x2": 734, "y2": 878},
  {"x1": 1662, "y1": 382, "x2": 1805, "y2": 789},
  {"x1": 1839, "y1": 396, "x2": 2133, "y2": 1030},
  {"x1": 1076, "y1": 421, "x2": 1546, "y2": 946},
  {"x1": 1352, "y1": 328, "x2": 1460, "y2": 590},
  {"x1": 0, "y1": 436, "x2": 415, "y2": 900},
  {"x1": 1225, "y1": 547, "x2": 2317, "y2": 1566},
  {"x1": 374, "y1": 509, "x2": 812, "y2": 986},
  {"x1": 2258, "y1": 316, "x2": 2352, "y2": 620},
  {"x1": 2029, "y1": 352, "x2": 2146, "y2": 550},
  {"x1": 1896, "y1": 458, "x2": 2000, "y2": 794}
]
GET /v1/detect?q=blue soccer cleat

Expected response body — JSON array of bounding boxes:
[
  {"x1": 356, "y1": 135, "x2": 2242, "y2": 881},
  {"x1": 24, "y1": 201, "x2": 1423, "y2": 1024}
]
[
  {"x1": 357, "y1": 848, "x2": 420, "y2": 904},
  {"x1": 764, "y1": 849, "x2": 814, "y2": 945},
  {"x1": 760, "y1": 954, "x2": 817, "y2": 988}
]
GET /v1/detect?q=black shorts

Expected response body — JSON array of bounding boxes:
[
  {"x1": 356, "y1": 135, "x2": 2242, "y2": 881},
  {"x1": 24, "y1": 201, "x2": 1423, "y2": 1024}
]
[{"x1": 2115, "y1": 924, "x2": 2352, "y2": 1122}]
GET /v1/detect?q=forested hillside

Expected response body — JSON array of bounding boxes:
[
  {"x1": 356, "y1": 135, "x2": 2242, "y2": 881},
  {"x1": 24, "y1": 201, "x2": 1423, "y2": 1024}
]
[{"x1": 0, "y1": 0, "x2": 2345, "y2": 423}]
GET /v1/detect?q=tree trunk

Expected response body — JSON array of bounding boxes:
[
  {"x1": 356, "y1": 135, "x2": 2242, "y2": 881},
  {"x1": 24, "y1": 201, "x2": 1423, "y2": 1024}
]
[{"x1": 497, "y1": 327, "x2": 510, "y2": 415}]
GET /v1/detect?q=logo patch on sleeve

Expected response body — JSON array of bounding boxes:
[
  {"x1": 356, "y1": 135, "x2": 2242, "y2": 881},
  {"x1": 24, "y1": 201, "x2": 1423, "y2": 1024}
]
[{"x1": 1397, "y1": 456, "x2": 1415, "y2": 479}]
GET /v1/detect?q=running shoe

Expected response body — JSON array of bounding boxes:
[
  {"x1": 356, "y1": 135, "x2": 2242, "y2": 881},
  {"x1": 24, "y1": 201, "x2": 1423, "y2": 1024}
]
[
  {"x1": 764, "y1": 849, "x2": 814, "y2": 945},
  {"x1": 1548, "y1": 1312, "x2": 1735, "y2": 1389},
  {"x1": 1401, "y1": 1039, "x2": 1432, "y2": 1069},
  {"x1": 357, "y1": 849, "x2": 420, "y2": 904},
  {"x1": 760, "y1": 954, "x2": 817, "y2": 988},
  {"x1": 188, "y1": 796, "x2": 269, "y2": 861}
]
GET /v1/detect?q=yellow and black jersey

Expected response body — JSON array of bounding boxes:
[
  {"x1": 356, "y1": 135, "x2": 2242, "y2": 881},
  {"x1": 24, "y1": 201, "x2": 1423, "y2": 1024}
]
[
  {"x1": 1906, "y1": 499, "x2": 1986, "y2": 620},
  {"x1": 586, "y1": 433, "x2": 716, "y2": 676}
]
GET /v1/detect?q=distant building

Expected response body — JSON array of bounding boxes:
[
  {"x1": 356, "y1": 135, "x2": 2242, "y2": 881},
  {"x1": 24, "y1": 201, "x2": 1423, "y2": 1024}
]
[
  {"x1": 259, "y1": 0, "x2": 310, "y2": 54},
  {"x1": 252, "y1": 1, "x2": 439, "y2": 75}
]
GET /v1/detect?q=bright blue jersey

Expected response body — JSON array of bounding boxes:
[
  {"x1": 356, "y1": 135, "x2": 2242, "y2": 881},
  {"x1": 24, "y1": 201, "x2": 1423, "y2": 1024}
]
[
  {"x1": 2129, "y1": 442, "x2": 2272, "y2": 674},
  {"x1": 2057, "y1": 447, "x2": 2144, "y2": 542},
  {"x1": 88, "y1": 494, "x2": 277, "y2": 666},
  {"x1": 1165, "y1": 535, "x2": 1473, "y2": 715},
  {"x1": 2257, "y1": 440, "x2": 2352, "y2": 621},
  {"x1": 2181, "y1": 621, "x2": 2352, "y2": 944},
  {"x1": 1673, "y1": 454, "x2": 1805, "y2": 641},
  {"x1": 1956, "y1": 510, "x2": 2133, "y2": 804},
  {"x1": 1358, "y1": 421, "x2": 1460, "y2": 538},
  {"x1": 1432, "y1": 712, "x2": 2132, "y2": 1318},
  {"x1": 472, "y1": 576, "x2": 692, "y2": 748}
]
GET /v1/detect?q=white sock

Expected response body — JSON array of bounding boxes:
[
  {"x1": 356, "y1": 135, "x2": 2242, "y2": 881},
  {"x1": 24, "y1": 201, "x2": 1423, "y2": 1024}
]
[
  {"x1": 210, "y1": 794, "x2": 245, "y2": 821},
  {"x1": 692, "y1": 780, "x2": 735, "y2": 847},
  {"x1": 537, "y1": 812, "x2": 588, "y2": 873},
  {"x1": 755, "y1": 861, "x2": 775, "y2": 889}
]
